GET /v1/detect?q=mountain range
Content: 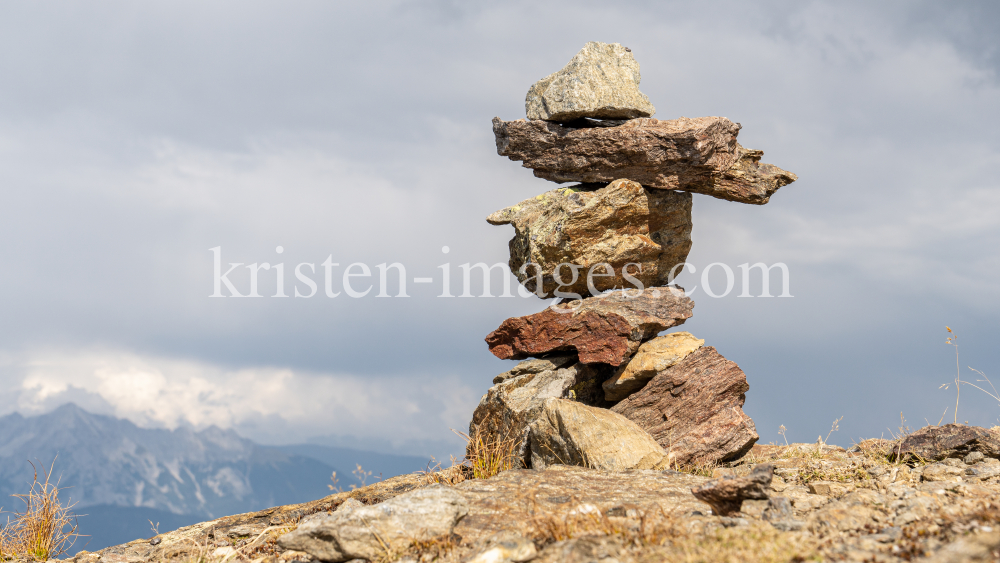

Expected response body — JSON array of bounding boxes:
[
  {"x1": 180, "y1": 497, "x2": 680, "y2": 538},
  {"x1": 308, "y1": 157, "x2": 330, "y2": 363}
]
[{"x1": 0, "y1": 404, "x2": 430, "y2": 552}]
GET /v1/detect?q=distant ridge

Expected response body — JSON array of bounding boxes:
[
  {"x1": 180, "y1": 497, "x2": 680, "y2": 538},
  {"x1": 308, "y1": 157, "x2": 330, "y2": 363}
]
[{"x1": 0, "y1": 404, "x2": 431, "y2": 552}]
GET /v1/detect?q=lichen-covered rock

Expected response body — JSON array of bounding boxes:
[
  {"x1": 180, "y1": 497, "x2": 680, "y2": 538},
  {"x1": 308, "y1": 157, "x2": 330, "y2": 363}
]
[
  {"x1": 528, "y1": 398, "x2": 671, "y2": 471},
  {"x1": 453, "y1": 465, "x2": 711, "y2": 540},
  {"x1": 602, "y1": 331, "x2": 704, "y2": 401},
  {"x1": 486, "y1": 287, "x2": 694, "y2": 366},
  {"x1": 487, "y1": 179, "x2": 692, "y2": 298},
  {"x1": 525, "y1": 41, "x2": 655, "y2": 122},
  {"x1": 894, "y1": 423, "x2": 1000, "y2": 462},
  {"x1": 491, "y1": 356, "x2": 577, "y2": 385},
  {"x1": 691, "y1": 464, "x2": 773, "y2": 516},
  {"x1": 469, "y1": 357, "x2": 613, "y2": 465},
  {"x1": 277, "y1": 485, "x2": 468, "y2": 562},
  {"x1": 610, "y1": 346, "x2": 758, "y2": 465},
  {"x1": 493, "y1": 116, "x2": 797, "y2": 204}
]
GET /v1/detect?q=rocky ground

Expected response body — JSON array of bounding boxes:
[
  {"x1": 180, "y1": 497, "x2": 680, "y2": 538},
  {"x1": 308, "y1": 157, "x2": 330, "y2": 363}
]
[{"x1": 49, "y1": 428, "x2": 999, "y2": 563}]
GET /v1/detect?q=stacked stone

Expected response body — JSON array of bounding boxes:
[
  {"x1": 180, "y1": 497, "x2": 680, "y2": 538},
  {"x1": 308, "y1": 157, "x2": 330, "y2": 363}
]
[{"x1": 469, "y1": 42, "x2": 797, "y2": 470}]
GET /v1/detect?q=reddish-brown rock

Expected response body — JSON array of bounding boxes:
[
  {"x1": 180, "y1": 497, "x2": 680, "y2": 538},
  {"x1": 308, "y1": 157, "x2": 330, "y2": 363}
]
[
  {"x1": 610, "y1": 346, "x2": 758, "y2": 465},
  {"x1": 492, "y1": 116, "x2": 797, "y2": 205},
  {"x1": 894, "y1": 424, "x2": 1000, "y2": 462},
  {"x1": 485, "y1": 287, "x2": 694, "y2": 366}
]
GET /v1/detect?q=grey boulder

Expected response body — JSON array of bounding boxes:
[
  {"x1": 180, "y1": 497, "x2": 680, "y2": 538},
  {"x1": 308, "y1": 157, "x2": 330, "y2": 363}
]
[
  {"x1": 277, "y1": 485, "x2": 468, "y2": 562},
  {"x1": 526, "y1": 41, "x2": 655, "y2": 122},
  {"x1": 528, "y1": 398, "x2": 672, "y2": 471},
  {"x1": 469, "y1": 357, "x2": 612, "y2": 466}
]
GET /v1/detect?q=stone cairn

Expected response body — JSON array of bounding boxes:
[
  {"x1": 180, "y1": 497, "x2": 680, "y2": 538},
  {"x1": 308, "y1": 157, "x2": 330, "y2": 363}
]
[{"x1": 468, "y1": 42, "x2": 797, "y2": 471}]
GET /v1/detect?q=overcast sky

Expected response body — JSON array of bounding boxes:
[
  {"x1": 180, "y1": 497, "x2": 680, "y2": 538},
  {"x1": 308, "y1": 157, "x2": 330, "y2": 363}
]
[{"x1": 1, "y1": 1, "x2": 999, "y2": 460}]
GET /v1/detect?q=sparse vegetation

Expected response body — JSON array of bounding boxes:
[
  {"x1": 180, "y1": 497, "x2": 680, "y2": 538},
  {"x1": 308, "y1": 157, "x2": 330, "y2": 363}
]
[
  {"x1": 0, "y1": 460, "x2": 80, "y2": 561},
  {"x1": 328, "y1": 464, "x2": 380, "y2": 493},
  {"x1": 522, "y1": 496, "x2": 820, "y2": 563},
  {"x1": 939, "y1": 326, "x2": 1000, "y2": 424},
  {"x1": 454, "y1": 417, "x2": 523, "y2": 480},
  {"x1": 944, "y1": 326, "x2": 961, "y2": 423}
]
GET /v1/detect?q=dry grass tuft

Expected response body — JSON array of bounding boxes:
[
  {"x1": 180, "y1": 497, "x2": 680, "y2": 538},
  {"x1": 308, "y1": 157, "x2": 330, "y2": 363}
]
[
  {"x1": 522, "y1": 495, "x2": 820, "y2": 563},
  {"x1": 420, "y1": 456, "x2": 469, "y2": 486},
  {"x1": 650, "y1": 524, "x2": 821, "y2": 563},
  {"x1": 852, "y1": 437, "x2": 900, "y2": 466},
  {"x1": 525, "y1": 497, "x2": 638, "y2": 544},
  {"x1": 673, "y1": 460, "x2": 719, "y2": 478},
  {"x1": 454, "y1": 417, "x2": 523, "y2": 480},
  {"x1": 0, "y1": 460, "x2": 80, "y2": 561},
  {"x1": 380, "y1": 533, "x2": 460, "y2": 563}
]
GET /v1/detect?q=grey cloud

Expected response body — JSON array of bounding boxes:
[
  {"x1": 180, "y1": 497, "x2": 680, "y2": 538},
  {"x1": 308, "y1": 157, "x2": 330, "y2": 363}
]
[{"x1": 0, "y1": 1, "x2": 998, "y2": 452}]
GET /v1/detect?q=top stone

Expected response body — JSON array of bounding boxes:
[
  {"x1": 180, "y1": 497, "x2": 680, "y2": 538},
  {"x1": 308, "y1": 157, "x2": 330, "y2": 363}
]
[{"x1": 526, "y1": 42, "x2": 656, "y2": 122}]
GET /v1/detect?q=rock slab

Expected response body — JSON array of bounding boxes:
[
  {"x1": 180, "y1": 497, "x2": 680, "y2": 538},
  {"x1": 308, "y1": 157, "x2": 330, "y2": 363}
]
[
  {"x1": 528, "y1": 398, "x2": 671, "y2": 471},
  {"x1": 487, "y1": 179, "x2": 692, "y2": 298},
  {"x1": 610, "y1": 346, "x2": 758, "y2": 465},
  {"x1": 525, "y1": 41, "x2": 655, "y2": 122},
  {"x1": 277, "y1": 485, "x2": 468, "y2": 562},
  {"x1": 895, "y1": 424, "x2": 1000, "y2": 462},
  {"x1": 493, "y1": 116, "x2": 797, "y2": 205},
  {"x1": 691, "y1": 463, "x2": 774, "y2": 516},
  {"x1": 602, "y1": 331, "x2": 704, "y2": 402},
  {"x1": 453, "y1": 465, "x2": 711, "y2": 540},
  {"x1": 486, "y1": 287, "x2": 694, "y2": 366}
]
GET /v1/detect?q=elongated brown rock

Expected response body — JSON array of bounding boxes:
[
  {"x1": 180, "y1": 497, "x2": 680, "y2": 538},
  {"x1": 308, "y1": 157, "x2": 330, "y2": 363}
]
[
  {"x1": 691, "y1": 463, "x2": 773, "y2": 516},
  {"x1": 610, "y1": 346, "x2": 758, "y2": 465},
  {"x1": 487, "y1": 179, "x2": 692, "y2": 298},
  {"x1": 485, "y1": 287, "x2": 694, "y2": 366},
  {"x1": 893, "y1": 424, "x2": 1000, "y2": 462},
  {"x1": 492, "y1": 116, "x2": 797, "y2": 205}
]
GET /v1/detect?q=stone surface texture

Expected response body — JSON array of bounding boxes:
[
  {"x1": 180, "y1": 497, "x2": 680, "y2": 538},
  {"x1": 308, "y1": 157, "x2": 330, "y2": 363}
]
[
  {"x1": 452, "y1": 465, "x2": 710, "y2": 539},
  {"x1": 485, "y1": 287, "x2": 694, "y2": 366},
  {"x1": 894, "y1": 423, "x2": 1000, "y2": 462},
  {"x1": 492, "y1": 116, "x2": 797, "y2": 204},
  {"x1": 89, "y1": 439, "x2": 1000, "y2": 563},
  {"x1": 531, "y1": 536, "x2": 624, "y2": 563},
  {"x1": 487, "y1": 179, "x2": 692, "y2": 298},
  {"x1": 527, "y1": 398, "x2": 671, "y2": 471},
  {"x1": 602, "y1": 331, "x2": 704, "y2": 402},
  {"x1": 277, "y1": 485, "x2": 468, "y2": 562},
  {"x1": 525, "y1": 42, "x2": 655, "y2": 122},
  {"x1": 465, "y1": 531, "x2": 537, "y2": 563},
  {"x1": 469, "y1": 357, "x2": 612, "y2": 465},
  {"x1": 610, "y1": 346, "x2": 758, "y2": 465},
  {"x1": 691, "y1": 463, "x2": 774, "y2": 516}
]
